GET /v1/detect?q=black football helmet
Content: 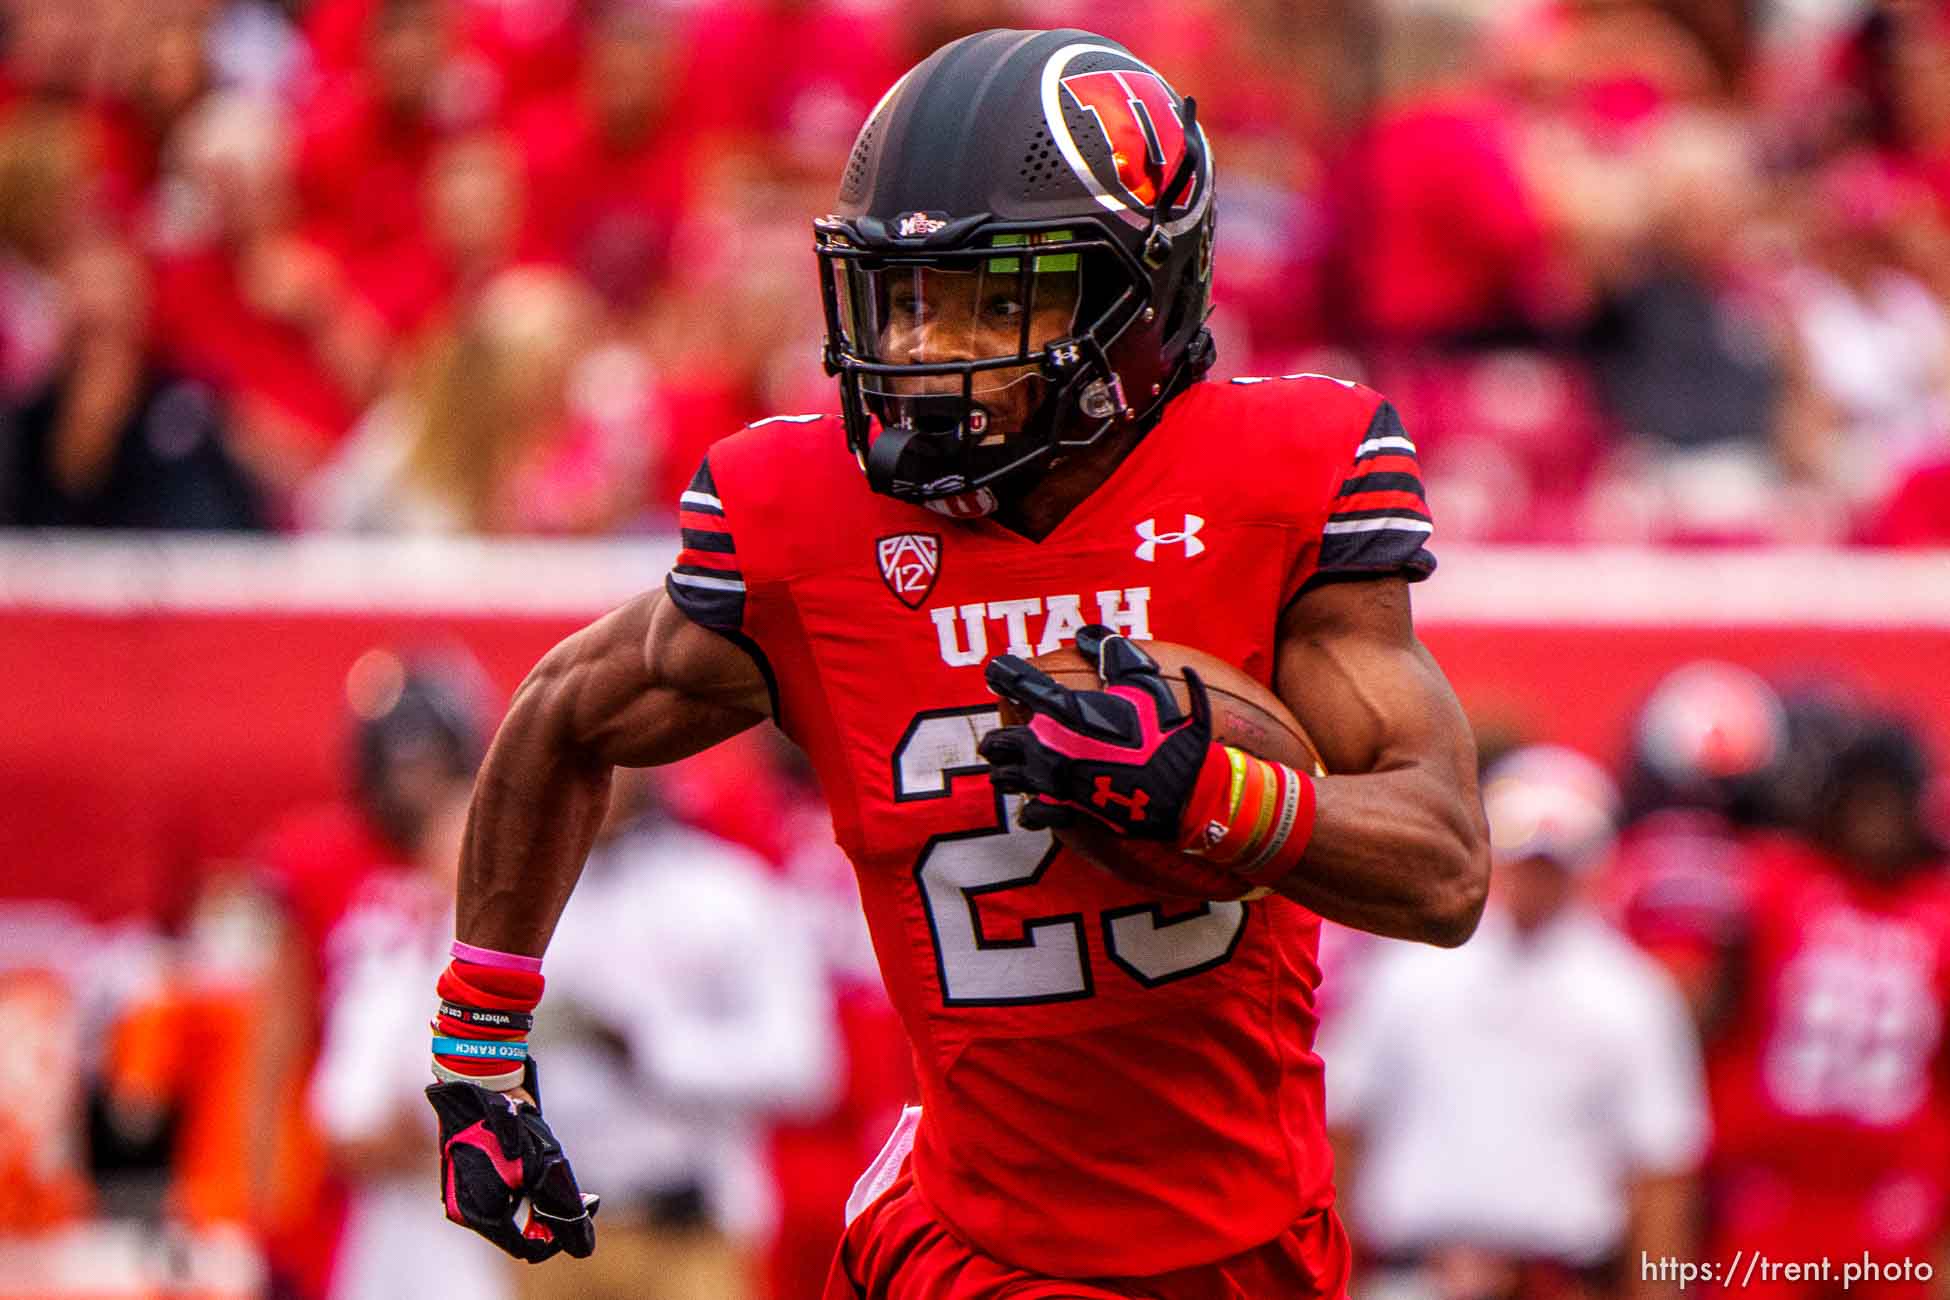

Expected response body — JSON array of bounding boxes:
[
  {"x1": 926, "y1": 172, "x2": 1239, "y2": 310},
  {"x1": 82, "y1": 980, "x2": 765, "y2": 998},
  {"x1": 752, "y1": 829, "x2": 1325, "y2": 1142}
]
[{"x1": 816, "y1": 28, "x2": 1216, "y2": 514}]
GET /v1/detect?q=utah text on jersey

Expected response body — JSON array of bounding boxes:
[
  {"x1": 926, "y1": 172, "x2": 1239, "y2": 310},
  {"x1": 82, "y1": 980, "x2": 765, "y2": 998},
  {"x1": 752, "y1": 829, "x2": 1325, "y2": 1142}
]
[{"x1": 931, "y1": 587, "x2": 1152, "y2": 667}]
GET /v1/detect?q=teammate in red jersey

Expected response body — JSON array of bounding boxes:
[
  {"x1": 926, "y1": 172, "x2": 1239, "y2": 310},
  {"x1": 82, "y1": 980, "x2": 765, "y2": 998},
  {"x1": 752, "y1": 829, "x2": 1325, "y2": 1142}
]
[
  {"x1": 1680, "y1": 718, "x2": 1950, "y2": 1300},
  {"x1": 423, "y1": 29, "x2": 1489, "y2": 1297}
]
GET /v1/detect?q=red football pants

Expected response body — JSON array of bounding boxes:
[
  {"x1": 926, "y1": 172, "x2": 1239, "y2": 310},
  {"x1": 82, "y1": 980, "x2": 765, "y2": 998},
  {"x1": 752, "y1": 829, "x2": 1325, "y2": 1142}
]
[{"x1": 824, "y1": 1165, "x2": 1353, "y2": 1300}]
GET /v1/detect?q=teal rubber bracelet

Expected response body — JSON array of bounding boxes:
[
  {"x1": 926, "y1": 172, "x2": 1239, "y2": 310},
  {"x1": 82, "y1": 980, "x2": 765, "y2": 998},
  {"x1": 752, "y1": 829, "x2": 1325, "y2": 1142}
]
[{"x1": 430, "y1": 1036, "x2": 529, "y2": 1062}]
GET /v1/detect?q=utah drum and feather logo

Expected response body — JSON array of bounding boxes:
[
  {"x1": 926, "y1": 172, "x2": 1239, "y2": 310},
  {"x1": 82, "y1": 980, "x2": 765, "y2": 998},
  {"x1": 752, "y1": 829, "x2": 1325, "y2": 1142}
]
[{"x1": 876, "y1": 533, "x2": 941, "y2": 608}]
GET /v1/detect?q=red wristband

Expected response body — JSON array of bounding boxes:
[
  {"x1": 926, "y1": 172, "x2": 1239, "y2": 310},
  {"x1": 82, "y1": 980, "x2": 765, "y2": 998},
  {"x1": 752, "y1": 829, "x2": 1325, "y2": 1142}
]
[
  {"x1": 433, "y1": 959, "x2": 543, "y2": 1081},
  {"x1": 1235, "y1": 763, "x2": 1318, "y2": 887},
  {"x1": 1178, "y1": 742, "x2": 1318, "y2": 888}
]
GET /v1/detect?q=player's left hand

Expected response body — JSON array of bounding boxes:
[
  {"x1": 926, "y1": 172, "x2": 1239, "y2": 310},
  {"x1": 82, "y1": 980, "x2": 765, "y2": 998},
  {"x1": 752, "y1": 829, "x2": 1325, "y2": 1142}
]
[
  {"x1": 979, "y1": 625, "x2": 1214, "y2": 839},
  {"x1": 426, "y1": 1060, "x2": 599, "y2": 1263}
]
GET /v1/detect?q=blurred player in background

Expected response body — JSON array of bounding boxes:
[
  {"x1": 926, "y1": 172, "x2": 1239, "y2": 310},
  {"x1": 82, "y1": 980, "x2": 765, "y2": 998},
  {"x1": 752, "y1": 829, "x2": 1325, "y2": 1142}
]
[
  {"x1": 422, "y1": 27, "x2": 1488, "y2": 1299},
  {"x1": 1328, "y1": 745, "x2": 1708, "y2": 1300},
  {"x1": 1602, "y1": 662, "x2": 1791, "y2": 1027},
  {"x1": 248, "y1": 650, "x2": 489, "y2": 1299},
  {"x1": 303, "y1": 737, "x2": 511, "y2": 1300},
  {"x1": 524, "y1": 766, "x2": 840, "y2": 1300},
  {"x1": 1674, "y1": 713, "x2": 1950, "y2": 1300}
]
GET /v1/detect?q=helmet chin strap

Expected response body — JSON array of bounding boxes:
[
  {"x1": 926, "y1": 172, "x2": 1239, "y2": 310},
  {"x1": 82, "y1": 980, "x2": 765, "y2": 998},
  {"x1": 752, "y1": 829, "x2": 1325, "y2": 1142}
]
[
  {"x1": 864, "y1": 422, "x2": 930, "y2": 497},
  {"x1": 864, "y1": 392, "x2": 1018, "y2": 502}
]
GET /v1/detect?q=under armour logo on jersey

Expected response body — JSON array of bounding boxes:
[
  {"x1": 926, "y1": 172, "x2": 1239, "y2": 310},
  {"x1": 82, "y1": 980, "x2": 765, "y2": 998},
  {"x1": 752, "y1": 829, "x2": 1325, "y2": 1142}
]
[
  {"x1": 877, "y1": 532, "x2": 941, "y2": 608},
  {"x1": 1134, "y1": 515, "x2": 1205, "y2": 561}
]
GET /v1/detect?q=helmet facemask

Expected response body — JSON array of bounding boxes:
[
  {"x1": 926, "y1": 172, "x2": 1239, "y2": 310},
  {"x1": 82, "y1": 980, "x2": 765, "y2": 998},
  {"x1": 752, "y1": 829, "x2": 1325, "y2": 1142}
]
[{"x1": 819, "y1": 225, "x2": 1146, "y2": 507}]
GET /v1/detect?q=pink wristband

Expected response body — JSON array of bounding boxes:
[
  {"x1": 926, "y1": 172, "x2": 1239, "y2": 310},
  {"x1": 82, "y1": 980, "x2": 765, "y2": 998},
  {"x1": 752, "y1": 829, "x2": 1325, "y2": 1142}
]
[{"x1": 450, "y1": 940, "x2": 543, "y2": 973}]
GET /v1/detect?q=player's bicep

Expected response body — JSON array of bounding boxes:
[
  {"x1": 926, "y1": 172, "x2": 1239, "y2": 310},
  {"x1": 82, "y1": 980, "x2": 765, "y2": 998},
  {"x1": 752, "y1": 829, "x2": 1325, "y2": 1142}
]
[
  {"x1": 545, "y1": 588, "x2": 770, "y2": 769},
  {"x1": 1272, "y1": 576, "x2": 1474, "y2": 790}
]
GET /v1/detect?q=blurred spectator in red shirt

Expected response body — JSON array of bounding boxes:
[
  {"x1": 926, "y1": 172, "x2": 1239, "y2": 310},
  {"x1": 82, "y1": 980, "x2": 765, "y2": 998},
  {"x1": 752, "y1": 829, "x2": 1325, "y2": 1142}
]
[
  {"x1": 671, "y1": 0, "x2": 903, "y2": 178},
  {"x1": 1194, "y1": 2, "x2": 1338, "y2": 374},
  {"x1": 516, "y1": 2, "x2": 690, "y2": 313},
  {"x1": 305, "y1": 0, "x2": 579, "y2": 116},
  {"x1": 304, "y1": 266, "x2": 644, "y2": 533},
  {"x1": 1827, "y1": 1, "x2": 1950, "y2": 223},
  {"x1": 91, "y1": 0, "x2": 218, "y2": 217},
  {"x1": 358, "y1": 128, "x2": 532, "y2": 341},
  {"x1": 297, "y1": 0, "x2": 484, "y2": 295},
  {"x1": 637, "y1": 158, "x2": 827, "y2": 509},
  {"x1": 1338, "y1": 8, "x2": 1560, "y2": 349},
  {"x1": 1601, "y1": 661, "x2": 1790, "y2": 1027},
  {"x1": 0, "y1": 0, "x2": 155, "y2": 224},
  {"x1": 149, "y1": 92, "x2": 387, "y2": 511}
]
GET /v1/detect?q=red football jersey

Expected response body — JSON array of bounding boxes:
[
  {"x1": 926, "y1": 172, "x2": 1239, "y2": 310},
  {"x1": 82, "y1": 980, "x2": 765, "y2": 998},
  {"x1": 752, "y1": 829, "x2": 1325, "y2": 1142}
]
[
  {"x1": 665, "y1": 375, "x2": 1435, "y2": 1277},
  {"x1": 1702, "y1": 838, "x2": 1950, "y2": 1263}
]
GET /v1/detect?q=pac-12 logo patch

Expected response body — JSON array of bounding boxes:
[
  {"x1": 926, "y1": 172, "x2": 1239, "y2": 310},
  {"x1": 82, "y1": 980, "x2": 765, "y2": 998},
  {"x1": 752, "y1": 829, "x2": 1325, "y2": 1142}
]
[{"x1": 877, "y1": 533, "x2": 941, "y2": 608}]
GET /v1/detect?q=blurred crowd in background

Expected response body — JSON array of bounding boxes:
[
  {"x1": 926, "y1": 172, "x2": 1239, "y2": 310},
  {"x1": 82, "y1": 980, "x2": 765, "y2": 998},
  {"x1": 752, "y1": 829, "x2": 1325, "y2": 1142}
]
[{"x1": 0, "y1": 0, "x2": 1945, "y2": 541}]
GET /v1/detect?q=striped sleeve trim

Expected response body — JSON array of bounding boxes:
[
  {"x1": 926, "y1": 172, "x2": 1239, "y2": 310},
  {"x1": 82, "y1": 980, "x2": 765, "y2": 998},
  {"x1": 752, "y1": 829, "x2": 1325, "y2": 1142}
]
[
  {"x1": 666, "y1": 457, "x2": 746, "y2": 631},
  {"x1": 1314, "y1": 402, "x2": 1436, "y2": 583}
]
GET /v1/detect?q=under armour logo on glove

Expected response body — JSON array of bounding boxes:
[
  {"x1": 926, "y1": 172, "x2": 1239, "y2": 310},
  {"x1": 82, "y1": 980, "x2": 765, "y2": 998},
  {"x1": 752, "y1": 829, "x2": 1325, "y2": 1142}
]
[
  {"x1": 1091, "y1": 778, "x2": 1151, "y2": 819},
  {"x1": 979, "y1": 625, "x2": 1213, "y2": 839},
  {"x1": 426, "y1": 1060, "x2": 599, "y2": 1263}
]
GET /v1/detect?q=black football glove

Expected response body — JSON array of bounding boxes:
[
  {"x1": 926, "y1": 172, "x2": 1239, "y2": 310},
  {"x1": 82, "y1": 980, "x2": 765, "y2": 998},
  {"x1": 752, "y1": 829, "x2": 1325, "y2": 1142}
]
[
  {"x1": 426, "y1": 1059, "x2": 599, "y2": 1263},
  {"x1": 979, "y1": 624, "x2": 1215, "y2": 839}
]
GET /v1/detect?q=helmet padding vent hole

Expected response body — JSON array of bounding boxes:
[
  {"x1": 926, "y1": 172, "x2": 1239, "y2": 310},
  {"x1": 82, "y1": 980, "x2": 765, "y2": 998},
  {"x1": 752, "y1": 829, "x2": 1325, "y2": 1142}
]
[
  {"x1": 841, "y1": 122, "x2": 878, "y2": 201},
  {"x1": 1018, "y1": 125, "x2": 1059, "y2": 190}
]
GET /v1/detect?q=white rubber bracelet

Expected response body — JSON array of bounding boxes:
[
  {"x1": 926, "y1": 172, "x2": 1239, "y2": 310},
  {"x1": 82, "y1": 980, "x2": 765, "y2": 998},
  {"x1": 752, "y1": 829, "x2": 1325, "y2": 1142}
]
[
  {"x1": 431, "y1": 1058, "x2": 525, "y2": 1091},
  {"x1": 1241, "y1": 763, "x2": 1304, "y2": 876}
]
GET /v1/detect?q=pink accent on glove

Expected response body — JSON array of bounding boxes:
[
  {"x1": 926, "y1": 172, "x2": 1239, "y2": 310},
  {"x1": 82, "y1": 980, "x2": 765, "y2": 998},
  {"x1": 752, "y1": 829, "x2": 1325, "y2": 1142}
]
[
  {"x1": 442, "y1": 1114, "x2": 525, "y2": 1225},
  {"x1": 1024, "y1": 684, "x2": 1178, "y2": 765}
]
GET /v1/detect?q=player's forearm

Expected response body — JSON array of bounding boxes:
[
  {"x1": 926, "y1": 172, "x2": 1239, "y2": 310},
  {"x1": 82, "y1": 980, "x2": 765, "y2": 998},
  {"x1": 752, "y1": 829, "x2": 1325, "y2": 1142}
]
[
  {"x1": 1271, "y1": 762, "x2": 1489, "y2": 946},
  {"x1": 455, "y1": 658, "x2": 617, "y2": 956}
]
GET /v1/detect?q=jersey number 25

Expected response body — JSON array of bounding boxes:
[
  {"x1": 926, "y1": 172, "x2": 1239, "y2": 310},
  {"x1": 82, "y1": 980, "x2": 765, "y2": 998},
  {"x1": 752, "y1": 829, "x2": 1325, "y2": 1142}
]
[{"x1": 895, "y1": 707, "x2": 1249, "y2": 1006}]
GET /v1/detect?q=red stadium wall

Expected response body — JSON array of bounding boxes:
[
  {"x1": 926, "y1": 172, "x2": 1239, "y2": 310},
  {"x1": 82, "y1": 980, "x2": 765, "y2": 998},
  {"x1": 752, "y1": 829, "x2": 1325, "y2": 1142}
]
[{"x1": 3, "y1": 539, "x2": 1947, "y2": 921}]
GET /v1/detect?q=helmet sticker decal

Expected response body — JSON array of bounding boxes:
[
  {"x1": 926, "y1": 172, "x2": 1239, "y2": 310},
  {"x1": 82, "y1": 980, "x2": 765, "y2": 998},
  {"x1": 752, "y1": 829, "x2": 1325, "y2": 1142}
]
[
  {"x1": 896, "y1": 211, "x2": 950, "y2": 237},
  {"x1": 1039, "y1": 43, "x2": 1210, "y2": 235},
  {"x1": 1058, "y1": 69, "x2": 1194, "y2": 211}
]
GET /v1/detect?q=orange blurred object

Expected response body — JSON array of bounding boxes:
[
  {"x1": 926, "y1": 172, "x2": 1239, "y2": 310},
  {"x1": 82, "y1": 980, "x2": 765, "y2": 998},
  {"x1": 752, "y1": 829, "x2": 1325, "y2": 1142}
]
[{"x1": 0, "y1": 969, "x2": 90, "y2": 1233}]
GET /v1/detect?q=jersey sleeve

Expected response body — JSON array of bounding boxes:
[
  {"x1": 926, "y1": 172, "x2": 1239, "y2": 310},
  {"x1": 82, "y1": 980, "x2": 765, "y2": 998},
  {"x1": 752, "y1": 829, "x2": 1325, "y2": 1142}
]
[
  {"x1": 1305, "y1": 399, "x2": 1437, "y2": 593},
  {"x1": 665, "y1": 455, "x2": 747, "y2": 633}
]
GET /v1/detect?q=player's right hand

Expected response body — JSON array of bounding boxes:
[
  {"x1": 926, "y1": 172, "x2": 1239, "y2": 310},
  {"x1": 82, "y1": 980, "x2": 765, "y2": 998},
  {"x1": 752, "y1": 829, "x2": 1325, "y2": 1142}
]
[
  {"x1": 426, "y1": 1059, "x2": 599, "y2": 1263},
  {"x1": 980, "y1": 625, "x2": 1217, "y2": 840}
]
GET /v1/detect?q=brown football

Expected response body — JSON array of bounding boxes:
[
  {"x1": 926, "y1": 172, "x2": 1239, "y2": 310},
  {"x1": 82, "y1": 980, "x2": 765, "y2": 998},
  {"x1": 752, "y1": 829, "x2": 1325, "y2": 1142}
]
[{"x1": 996, "y1": 640, "x2": 1325, "y2": 898}]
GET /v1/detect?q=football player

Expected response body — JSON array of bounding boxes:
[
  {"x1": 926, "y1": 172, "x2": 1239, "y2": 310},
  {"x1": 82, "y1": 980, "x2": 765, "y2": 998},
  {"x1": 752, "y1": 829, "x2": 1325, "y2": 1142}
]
[
  {"x1": 1635, "y1": 712, "x2": 1950, "y2": 1300},
  {"x1": 423, "y1": 29, "x2": 1490, "y2": 1299}
]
